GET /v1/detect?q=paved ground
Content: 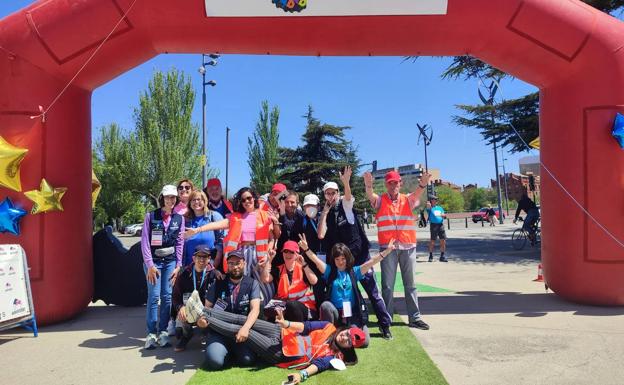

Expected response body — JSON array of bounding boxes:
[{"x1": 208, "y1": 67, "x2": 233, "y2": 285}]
[{"x1": 1, "y1": 222, "x2": 623, "y2": 385}]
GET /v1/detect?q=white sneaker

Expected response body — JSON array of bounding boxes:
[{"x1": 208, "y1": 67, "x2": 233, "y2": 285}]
[
  {"x1": 157, "y1": 331, "x2": 170, "y2": 347},
  {"x1": 167, "y1": 319, "x2": 176, "y2": 336},
  {"x1": 144, "y1": 333, "x2": 158, "y2": 350}
]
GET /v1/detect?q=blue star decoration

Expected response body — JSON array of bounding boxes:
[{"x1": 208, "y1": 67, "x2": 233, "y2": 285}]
[
  {"x1": 0, "y1": 197, "x2": 27, "y2": 235},
  {"x1": 613, "y1": 113, "x2": 624, "y2": 149}
]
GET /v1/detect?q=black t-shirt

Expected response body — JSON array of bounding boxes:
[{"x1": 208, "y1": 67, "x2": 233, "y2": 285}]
[
  {"x1": 205, "y1": 276, "x2": 261, "y2": 315},
  {"x1": 274, "y1": 210, "x2": 305, "y2": 266}
]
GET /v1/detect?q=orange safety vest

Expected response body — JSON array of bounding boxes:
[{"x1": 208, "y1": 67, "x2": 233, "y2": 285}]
[
  {"x1": 376, "y1": 194, "x2": 417, "y2": 247},
  {"x1": 223, "y1": 210, "x2": 271, "y2": 270},
  {"x1": 276, "y1": 323, "x2": 336, "y2": 369},
  {"x1": 276, "y1": 264, "x2": 316, "y2": 312}
]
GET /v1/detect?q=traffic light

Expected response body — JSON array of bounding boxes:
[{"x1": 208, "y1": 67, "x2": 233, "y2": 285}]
[
  {"x1": 528, "y1": 174, "x2": 535, "y2": 191},
  {"x1": 372, "y1": 160, "x2": 377, "y2": 171}
]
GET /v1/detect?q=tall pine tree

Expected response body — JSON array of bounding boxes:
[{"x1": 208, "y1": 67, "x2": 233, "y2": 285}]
[
  {"x1": 247, "y1": 101, "x2": 280, "y2": 194},
  {"x1": 279, "y1": 106, "x2": 360, "y2": 197}
]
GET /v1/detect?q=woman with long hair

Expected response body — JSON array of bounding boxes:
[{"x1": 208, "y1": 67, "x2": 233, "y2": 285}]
[
  {"x1": 300, "y1": 235, "x2": 397, "y2": 347},
  {"x1": 173, "y1": 178, "x2": 194, "y2": 216},
  {"x1": 185, "y1": 187, "x2": 280, "y2": 304},
  {"x1": 183, "y1": 189, "x2": 224, "y2": 269},
  {"x1": 193, "y1": 307, "x2": 365, "y2": 383}
]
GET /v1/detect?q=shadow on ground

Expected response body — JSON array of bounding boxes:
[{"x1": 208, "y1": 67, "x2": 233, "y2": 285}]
[{"x1": 389, "y1": 291, "x2": 624, "y2": 318}]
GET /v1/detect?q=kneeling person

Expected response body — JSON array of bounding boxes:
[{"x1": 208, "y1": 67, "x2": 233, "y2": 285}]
[
  {"x1": 172, "y1": 245, "x2": 220, "y2": 352},
  {"x1": 200, "y1": 248, "x2": 262, "y2": 370}
]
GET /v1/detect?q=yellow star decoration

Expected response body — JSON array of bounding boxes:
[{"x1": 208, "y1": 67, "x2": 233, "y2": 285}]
[
  {"x1": 0, "y1": 136, "x2": 29, "y2": 192},
  {"x1": 24, "y1": 178, "x2": 68, "y2": 214},
  {"x1": 91, "y1": 170, "x2": 102, "y2": 209}
]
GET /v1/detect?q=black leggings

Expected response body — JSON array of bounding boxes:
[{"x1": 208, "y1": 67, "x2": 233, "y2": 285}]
[{"x1": 202, "y1": 309, "x2": 287, "y2": 364}]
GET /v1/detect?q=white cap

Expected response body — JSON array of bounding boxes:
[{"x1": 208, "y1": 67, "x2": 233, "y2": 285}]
[
  {"x1": 160, "y1": 184, "x2": 178, "y2": 197},
  {"x1": 303, "y1": 194, "x2": 320, "y2": 206},
  {"x1": 323, "y1": 181, "x2": 339, "y2": 192}
]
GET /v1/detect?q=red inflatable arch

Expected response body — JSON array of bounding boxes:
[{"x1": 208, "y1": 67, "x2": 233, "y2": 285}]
[{"x1": 1, "y1": 0, "x2": 623, "y2": 324}]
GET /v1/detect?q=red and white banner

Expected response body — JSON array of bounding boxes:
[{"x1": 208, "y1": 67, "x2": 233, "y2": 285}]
[{"x1": 205, "y1": 0, "x2": 448, "y2": 17}]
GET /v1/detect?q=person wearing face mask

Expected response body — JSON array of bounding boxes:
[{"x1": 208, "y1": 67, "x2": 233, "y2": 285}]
[{"x1": 297, "y1": 194, "x2": 325, "y2": 311}]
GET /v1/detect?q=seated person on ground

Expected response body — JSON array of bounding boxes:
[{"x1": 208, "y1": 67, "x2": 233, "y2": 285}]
[
  {"x1": 171, "y1": 245, "x2": 220, "y2": 352},
  {"x1": 261, "y1": 240, "x2": 318, "y2": 322},
  {"x1": 199, "y1": 248, "x2": 261, "y2": 370}
]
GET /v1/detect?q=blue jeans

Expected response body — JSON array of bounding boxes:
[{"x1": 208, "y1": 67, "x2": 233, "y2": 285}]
[
  {"x1": 144, "y1": 259, "x2": 176, "y2": 335},
  {"x1": 523, "y1": 209, "x2": 540, "y2": 235},
  {"x1": 204, "y1": 332, "x2": 256, "y2": 370}
]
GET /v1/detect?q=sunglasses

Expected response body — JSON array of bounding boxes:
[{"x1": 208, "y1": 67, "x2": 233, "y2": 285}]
[
  {"x1": 191, "y1": 198, "x2": 203, "y2": 203},
  {"x1": 178, "y1": 185, "x2": 192, "y2": 191},
  {"x1": 241, "y1": 195, "x2": 254, "y2": 202}
]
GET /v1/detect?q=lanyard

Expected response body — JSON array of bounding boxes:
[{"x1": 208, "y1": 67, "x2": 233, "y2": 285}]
[
  {"x1": 192, "y1": 267, "x2": 207, "y2": 291},
  {"x1": 231, "y1": 282, "x2": 241, "y2": 305},
  {"x1": 304, "y1": 217, "x2": 318, "y2": 233}
]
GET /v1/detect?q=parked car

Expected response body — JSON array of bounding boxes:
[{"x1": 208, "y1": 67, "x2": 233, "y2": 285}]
[
  {"x1": 471, "y1": 207, "x2": 505, "y2": 223},
  {"x1": 124, "y1": 223, "x2": 143, "y2": 236}
]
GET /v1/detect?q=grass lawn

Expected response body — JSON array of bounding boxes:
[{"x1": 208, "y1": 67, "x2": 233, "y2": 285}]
[
  {"x1": 187, "y1": 315, "x2": 448, "y2": 385},
  {"x1": 374, "y1": 271, "x2": 453, "y2": 293}
]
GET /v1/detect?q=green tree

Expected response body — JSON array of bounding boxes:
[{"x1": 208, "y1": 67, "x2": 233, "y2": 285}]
[
  {"x1": 440, "y1": 1, "x2": 623, "y2": 153},
  {"x1": 435, "y1": 186, "x2": 464, "y2": 213},
  {"x1": 130, "y1": 68, "x2": 214, "y2": 206},
  {"x1": 247, "y1": 101, "x2": 280, "y2": 193},
  {"x1": 279, "y1": 106, "x2": 356, "y2": 195},
  {"x1": 93, "y1": 123, "x2": 142, "y2": 230}
]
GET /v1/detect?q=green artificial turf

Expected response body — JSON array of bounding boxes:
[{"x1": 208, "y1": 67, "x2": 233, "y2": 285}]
[
  {"x1": 374, "y1": 272, "x2": 452, "y2": 293},
  {"x1": 187, "y1": 315, "x2": 448, "y2": 385}
]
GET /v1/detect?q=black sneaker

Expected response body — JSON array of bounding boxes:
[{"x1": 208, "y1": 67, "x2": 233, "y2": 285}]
[
  {"x1": 379, "y1": 326, "x2": 393, "y2": 340},
  {"x1": 174, "y1": 334, "x2": 191, "y2": 352},
  {"x1": 439, "y1": 256, "x2": 448, "y2": 262},
  {"x1": 428, "y1": 255, "x2": 433, "y2": 262},
  {"x1": 409, "y1": 319, "x2": 430, "y2": 330}
]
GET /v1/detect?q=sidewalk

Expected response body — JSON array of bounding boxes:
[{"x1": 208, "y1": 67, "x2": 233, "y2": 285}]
[{"x1": 1, "y1": 223, "x2": 623, "y2": 385}]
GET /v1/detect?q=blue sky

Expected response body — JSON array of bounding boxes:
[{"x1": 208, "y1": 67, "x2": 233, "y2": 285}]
[{"x1": 2, "y1": 1, "x2": 539, "y2": 194}]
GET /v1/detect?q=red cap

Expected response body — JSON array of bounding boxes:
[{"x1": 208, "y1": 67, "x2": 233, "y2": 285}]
[
  {"x1": 272, "y1": 183, "x2": 287, "y2": 193},
  {"x1": 282, "y1": 240, "x2": 299, "y2": 253},
  {"x1": 349, "y1": 327, "x2": 366, "y2": 348},
  {"x1": 206, "y1": 178, "x2": 221, "y2": 188},
  {"x1": 385, "y1": 171, "x2": 401, "y2": 183}
]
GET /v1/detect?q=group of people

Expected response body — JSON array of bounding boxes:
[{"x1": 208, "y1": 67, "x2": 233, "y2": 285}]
[{"x1": 140, "y1": 167, "x2": 441, "y2": 381}]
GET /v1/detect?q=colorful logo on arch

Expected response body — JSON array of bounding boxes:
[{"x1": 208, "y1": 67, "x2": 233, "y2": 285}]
[{"x1": 272, "y1": 0, "x2": 307, "y2": 13}]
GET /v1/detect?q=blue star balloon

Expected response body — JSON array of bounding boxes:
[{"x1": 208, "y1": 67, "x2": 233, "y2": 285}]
[
  {"x1": 0, "y1": 197, "x2": 27, "y2": 235},
  {"x1": 613, "y1": 113, "x2": 624, "y2": 149}
]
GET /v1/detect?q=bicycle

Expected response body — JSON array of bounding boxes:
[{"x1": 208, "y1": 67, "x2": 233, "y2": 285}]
[{"x1": 511, "y1": 218, "x2": 541, "y2": 250}]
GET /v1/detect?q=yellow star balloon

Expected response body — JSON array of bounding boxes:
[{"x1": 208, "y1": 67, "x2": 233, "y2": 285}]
[
  {"x1": 0, "y1": 136, "x2": 29, "y2": 192},
  {"x1": 24, "y1": 178, "x2": 68, "y2": 214},
  {"x1": 91, "y1": 170, "x2": 102, "y2": 208}
]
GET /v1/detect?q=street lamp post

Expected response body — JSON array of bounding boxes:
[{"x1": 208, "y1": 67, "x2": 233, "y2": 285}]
[
  {"x1": 501, "y1": 146, "x2": 510, "y2": 216},
  {"x1": 225, "y1": 126, "x2": 230, "y2": 198},
  {"x1": 199, "y1": 53, "x2": 219, "y2": 189}
]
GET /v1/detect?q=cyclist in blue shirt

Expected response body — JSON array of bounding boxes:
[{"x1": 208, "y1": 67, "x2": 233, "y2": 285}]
[{"x1": 426, "y1": 196, "x2": 448, "y2": 262}]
